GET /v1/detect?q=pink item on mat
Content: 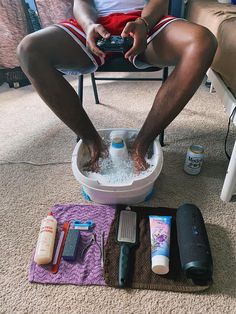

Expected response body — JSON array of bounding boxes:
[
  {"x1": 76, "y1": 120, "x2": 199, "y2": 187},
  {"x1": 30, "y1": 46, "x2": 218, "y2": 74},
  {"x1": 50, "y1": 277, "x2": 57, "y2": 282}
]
[{"x1": 29, "y1": 204, "x2": 115, "y2": 286}]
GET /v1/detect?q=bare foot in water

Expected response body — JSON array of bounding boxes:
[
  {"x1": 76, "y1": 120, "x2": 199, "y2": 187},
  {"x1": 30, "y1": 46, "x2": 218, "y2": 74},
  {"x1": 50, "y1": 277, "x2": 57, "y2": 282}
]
[
  {"x1": 131, "y1": 149, "x2": 149, "y2": 173},
  {"x1": 83, "y1": 138, "x2": 108, "y2": 172}
]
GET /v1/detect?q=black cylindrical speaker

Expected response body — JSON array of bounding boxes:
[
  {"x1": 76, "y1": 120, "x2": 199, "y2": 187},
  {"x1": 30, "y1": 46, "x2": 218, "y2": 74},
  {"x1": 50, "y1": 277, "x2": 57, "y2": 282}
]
[{"x1": 176, "y1": 204, "x2": 213, "y2": 285}]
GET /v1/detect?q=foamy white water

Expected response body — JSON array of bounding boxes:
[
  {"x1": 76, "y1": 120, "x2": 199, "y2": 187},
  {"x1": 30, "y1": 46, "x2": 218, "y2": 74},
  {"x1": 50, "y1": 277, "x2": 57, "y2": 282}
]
[{"x1": 83, "y1": 138, "x2": 155, "y2": 185}]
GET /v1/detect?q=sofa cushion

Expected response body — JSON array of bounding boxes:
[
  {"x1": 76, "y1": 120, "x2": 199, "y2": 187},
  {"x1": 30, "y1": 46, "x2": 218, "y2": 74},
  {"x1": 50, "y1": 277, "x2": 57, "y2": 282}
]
[
  {"x1": 187, "y1": 0, "x2": 236, "y2": 97},
  {"x1": 213, "y1": 18, "x2": 236, "y2": 97},
  {"x1": 187, "y1": 0, "x2": 236, "y2": 35}
]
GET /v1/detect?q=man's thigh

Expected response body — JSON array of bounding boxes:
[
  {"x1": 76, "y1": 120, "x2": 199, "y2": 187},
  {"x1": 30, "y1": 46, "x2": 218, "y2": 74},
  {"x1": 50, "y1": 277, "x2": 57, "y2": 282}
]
[
  {"x1": 23, "y1": 25, "x2": 93, "y2": 69},
  {"x1": 142, "y1": 20, "x2": 211, "y2": 67}
]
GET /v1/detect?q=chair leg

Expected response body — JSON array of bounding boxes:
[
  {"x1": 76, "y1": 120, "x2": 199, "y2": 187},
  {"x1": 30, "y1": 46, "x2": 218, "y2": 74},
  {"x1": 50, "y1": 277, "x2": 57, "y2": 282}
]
[
  {"x1": 163, "y1": 67, "x2": 168, "y2": 82},
  {"x1": 76, "y1": 75, "x2": 84, "y2": 142},
  {"x1": 91, "y1": 73, "x2": 100, "y2": 104},
  {"x1": 159, "y1": 67, "x2": 169, "y2": 147},
  {"x1": 78, "y1": 75, "x2": 83, "y2": 105},
  {"x1": 159, "y1": 130, "x2": 165, "y2": 147}
]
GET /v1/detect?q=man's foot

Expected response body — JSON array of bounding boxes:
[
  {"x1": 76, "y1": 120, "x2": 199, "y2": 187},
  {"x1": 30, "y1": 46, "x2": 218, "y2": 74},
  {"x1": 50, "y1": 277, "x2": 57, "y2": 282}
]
[
  {"x1": 131, "y1": 148, "x2": 149, "y2": 173},
  {"x1": 83, "y1": 138, "x2": 108, "y2": 172}
]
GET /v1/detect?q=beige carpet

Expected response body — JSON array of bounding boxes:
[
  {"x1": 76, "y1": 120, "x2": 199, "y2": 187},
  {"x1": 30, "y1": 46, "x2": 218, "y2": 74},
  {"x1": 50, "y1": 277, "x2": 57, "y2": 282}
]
[{"x1": 0, "y1": 72, "x2": 235, "y2": 314}]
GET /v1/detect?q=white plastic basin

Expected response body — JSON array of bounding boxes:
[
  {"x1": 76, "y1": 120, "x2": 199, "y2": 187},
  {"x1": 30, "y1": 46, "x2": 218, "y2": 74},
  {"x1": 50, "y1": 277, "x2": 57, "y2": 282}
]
[{"x1": 72, "y1": 128, "x2": 163, "y2": 204}]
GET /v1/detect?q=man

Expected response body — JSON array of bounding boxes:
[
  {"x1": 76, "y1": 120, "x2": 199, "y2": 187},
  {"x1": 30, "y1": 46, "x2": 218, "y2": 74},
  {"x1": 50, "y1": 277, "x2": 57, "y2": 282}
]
[{"x1": 17, "y1": 0, "x2": 217, "y2": 171}]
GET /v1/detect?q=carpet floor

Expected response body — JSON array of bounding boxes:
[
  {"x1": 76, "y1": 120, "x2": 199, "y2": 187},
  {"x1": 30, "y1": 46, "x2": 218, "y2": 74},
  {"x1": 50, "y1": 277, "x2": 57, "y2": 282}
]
[{"x1": 0, "y1": 72, "x2": 235, "y2": 314}]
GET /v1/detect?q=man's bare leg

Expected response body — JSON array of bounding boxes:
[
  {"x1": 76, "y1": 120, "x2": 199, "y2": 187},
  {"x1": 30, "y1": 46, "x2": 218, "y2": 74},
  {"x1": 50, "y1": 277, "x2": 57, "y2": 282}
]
[
  {"x1": 17, "y1": 26, "x2": 104, "y2": 168},
  {"x1": 132, "y1": 21, "x2": 217, "y2": 170}
]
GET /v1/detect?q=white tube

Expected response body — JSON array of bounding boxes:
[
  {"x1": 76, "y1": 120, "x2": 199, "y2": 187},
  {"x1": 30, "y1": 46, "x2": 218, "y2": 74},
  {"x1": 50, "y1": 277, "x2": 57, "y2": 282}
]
[{"x1": 149, "y1": 216, "x2": 172, "y2": 275}]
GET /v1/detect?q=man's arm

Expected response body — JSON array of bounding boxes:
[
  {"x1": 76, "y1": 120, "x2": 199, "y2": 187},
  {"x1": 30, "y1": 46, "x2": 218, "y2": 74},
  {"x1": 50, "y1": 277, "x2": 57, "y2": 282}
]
[
  {"x1": 139, "y1": 0, "x2": 168, "y2": 31},
  {"x1": 73, "y1": 0, "x2": 98, "y2": 33},
  {"x1": 73, "y1": 0, "x2": 110, "y2": 58},
  {"x1": 121, "y1": 0, "x2": 168, "y2": 59}
]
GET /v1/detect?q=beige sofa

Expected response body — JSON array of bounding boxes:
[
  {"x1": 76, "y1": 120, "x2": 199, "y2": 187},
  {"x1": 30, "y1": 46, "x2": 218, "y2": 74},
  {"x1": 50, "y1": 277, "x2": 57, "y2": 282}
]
[
  {"x1": 187, "y1": 0, "x2": 236, "y2": 98},
  {"x1": 187, "y1": 0, "x2": 236, "y2": 202}
]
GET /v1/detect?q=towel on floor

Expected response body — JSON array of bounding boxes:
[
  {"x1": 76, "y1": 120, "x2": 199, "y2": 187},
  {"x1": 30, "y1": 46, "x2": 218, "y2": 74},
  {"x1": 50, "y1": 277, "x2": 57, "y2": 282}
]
[
  {"x1": 104, "y1": 205, "x2": 212, "y2": 292},
  {"x1": 29, "y1": 204, "x2": 115, "y2": 286}
]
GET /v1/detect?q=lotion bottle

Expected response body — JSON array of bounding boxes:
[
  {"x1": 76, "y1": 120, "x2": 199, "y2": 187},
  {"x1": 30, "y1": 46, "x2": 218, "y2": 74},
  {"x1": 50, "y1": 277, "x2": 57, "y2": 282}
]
[
  {"x1": 149, "y1": 216, "x2": 172, "y2": 275},
  {"x1": 34, "y1": 212, "x2": 57, "y2": 265}
]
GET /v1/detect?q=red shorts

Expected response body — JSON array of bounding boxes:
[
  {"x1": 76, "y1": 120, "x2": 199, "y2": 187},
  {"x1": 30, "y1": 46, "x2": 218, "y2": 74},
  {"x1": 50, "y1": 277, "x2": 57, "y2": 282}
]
[{"x1": 55, "y1": 11, "x2": 182, "y2": 75}]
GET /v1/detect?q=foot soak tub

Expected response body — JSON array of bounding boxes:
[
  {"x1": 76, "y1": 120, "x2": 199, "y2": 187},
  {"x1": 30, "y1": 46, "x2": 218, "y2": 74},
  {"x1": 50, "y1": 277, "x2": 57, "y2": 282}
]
[{"x1": 72, "y1": 128, "x2": 163, "y2": 204}]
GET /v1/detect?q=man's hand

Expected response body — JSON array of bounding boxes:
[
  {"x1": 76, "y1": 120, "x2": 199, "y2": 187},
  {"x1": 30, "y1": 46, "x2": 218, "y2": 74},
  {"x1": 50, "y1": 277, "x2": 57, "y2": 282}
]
[
  {"x1": 82, "y1": 137, "x2": 108, "y2": 172},
  {"x1": 86, "y1": 24, "x2": 110, "y2": 58},
  {"x1": 121, "y1": 20, "x2": 148, "y2": 60}
]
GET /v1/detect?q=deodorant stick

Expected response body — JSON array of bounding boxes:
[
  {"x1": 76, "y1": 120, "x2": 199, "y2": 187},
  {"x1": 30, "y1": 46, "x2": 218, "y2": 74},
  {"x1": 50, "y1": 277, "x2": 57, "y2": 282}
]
[{"x1": 34, "y1": 212, "x2": 57, "y2": 265}]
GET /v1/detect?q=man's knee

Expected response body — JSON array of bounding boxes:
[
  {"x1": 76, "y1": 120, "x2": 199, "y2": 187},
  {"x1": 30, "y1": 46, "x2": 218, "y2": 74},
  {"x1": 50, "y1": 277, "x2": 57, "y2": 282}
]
[
  {"x1": 17, "y1": 34, "x2": 44, "y2": 75},
  {"x1": 185, "y1": 25, "x2": 218, "y2": 62}
]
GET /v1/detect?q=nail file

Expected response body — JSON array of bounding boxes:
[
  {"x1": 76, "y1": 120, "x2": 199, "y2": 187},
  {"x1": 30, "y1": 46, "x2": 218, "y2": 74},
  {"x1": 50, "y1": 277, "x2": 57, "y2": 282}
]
[
  {"x1": 117, "y1": 209, "x2": 137, "y2": 288},
  {"x1": 52, "y1": 221, "x2": 70, "y2": 274},
  {"x1": 101, "y1": 231, "x2": 105, "y2": 268},
  {"x1": 52, "y1": 231, "x2": 64, "y2": 265},
  {"x1": 62, "y1": 229, "x2": 81, "y2": 261}
]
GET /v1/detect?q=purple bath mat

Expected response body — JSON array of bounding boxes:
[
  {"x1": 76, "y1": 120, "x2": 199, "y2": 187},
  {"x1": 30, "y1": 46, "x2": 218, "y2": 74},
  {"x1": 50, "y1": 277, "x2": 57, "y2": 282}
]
[{"x1": 29, "y1": 204, "x2": 115, "y2": 286}]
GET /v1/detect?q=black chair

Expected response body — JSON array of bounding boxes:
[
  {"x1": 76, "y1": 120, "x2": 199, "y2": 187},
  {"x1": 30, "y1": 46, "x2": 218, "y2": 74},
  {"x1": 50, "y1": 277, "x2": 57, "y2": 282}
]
[
  {"x1": 77, "y1": 0, "x2": 185, "y2": 147},
  {"x1": 78, "y1": 60, "x2": 167, "y2": 146}
]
